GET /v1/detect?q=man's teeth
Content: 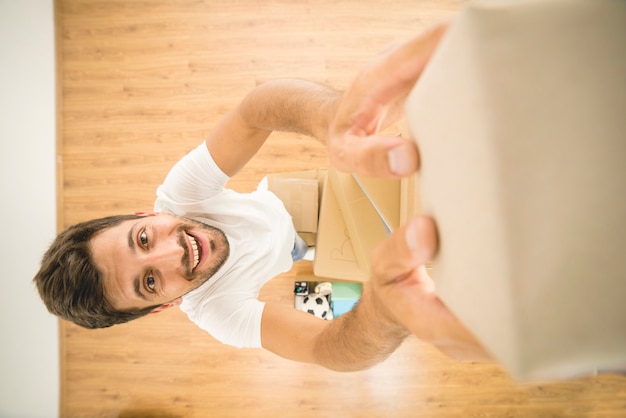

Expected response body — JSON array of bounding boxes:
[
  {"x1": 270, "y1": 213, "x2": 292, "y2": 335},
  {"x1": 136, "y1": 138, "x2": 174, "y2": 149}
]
[{"x1": 188, "y1": 234, "x2": 200, "y2": 269}]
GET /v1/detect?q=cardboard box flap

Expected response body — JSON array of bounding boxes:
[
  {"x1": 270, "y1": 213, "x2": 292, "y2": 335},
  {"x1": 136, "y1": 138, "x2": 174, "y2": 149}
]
[
  {"x1": 352, "y1": 175, "x2": 401, "y2": 233},
  {"x1": 314, "y1": 171, "x2": 368, "y2": 282},
  {"x1": 327, "y1": 169, "x2": 390, "y2": 275}
]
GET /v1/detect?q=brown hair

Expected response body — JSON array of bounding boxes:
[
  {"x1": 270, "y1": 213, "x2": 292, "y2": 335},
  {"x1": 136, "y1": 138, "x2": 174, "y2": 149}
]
[{"x1": 34, "y1": 214, "x2": 160, "y2": 329}]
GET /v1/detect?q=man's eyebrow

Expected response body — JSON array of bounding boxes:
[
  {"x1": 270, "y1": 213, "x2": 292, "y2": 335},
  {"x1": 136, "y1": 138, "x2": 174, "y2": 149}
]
[
  {"x1": 128, "y1": 224, "x2": 137, "y2": 253},
  {"x1": 133, "y1": 276, "x2": 149, "y2": 301}
]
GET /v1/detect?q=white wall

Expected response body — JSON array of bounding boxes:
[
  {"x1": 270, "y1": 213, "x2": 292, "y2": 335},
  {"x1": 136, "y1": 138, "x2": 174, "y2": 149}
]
[{"x1": 0, "y1": 1, "x2": 59, "y2": 417}]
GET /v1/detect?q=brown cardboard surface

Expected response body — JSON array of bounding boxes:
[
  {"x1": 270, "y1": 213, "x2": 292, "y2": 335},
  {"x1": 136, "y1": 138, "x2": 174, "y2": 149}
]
[
  {"x1": 314, "y1": 170, "x2": 402, "y2": 282},
  {"x1": 327, "y1": 169, "x2": 390, "y2": 276},
  {"x1": 352, "y1": 175, "x2": 402, "y2": 232},
  {"x1": 406, "y1": 0, "x2": 626, "y2": 380},
  {"x1": 298, "y1": 232, "x2": 317, "y2": 247},
  {"x1": 314, "y1": 171, "x2": 369, "y2": 282},
  {"x1": 268, "y1": 170, "x2": 319, "y2": 233}
]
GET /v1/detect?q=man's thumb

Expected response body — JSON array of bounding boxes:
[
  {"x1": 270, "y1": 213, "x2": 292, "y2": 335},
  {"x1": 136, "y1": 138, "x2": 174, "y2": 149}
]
[{"x1": 371, "y1": 215, "x2": 438, "y2": 283}]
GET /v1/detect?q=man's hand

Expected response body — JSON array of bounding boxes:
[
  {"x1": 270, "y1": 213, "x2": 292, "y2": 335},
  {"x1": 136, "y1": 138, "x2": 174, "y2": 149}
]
[
  {"x1": 328, "y1": 22, "x2": 448, "y2": 178},
  {"x1": 369, "y1": 215, "x2": 491, "y2": 362}
]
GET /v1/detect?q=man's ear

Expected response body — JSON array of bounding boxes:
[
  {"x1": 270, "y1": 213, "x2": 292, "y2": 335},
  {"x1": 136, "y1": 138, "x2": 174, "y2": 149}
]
[
  {"x1": 134, "y1": 211, "x2": 158, "y2": 217},
  {"x1": 150, "y1": 297, "x2": 182, "y2": 314}
]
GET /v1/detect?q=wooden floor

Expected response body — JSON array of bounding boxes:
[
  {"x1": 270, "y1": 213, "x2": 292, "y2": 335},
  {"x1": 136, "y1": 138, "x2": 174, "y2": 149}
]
[{"x1": 57, "y1": 1, "x2": 626, "y2": 417}]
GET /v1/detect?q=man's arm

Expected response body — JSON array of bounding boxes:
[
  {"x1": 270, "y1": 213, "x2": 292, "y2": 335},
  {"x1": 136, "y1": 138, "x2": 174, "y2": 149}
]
[
  {"x1": 261, "y1": 290, "x2": 408, "y2": 371},
  {"x1": 261, "y1": 216, "x2": 490, "y2": 371},
  {"x1": 205, "y1": 78, "x2": 340, "y2": 177},
  {"x1": 329, "y1": 22, "x2": 448, "y2": 178},
  {"x1": 259, "y1": 23, "x2": 491, "y2": 370},
  {"x1": 367, "y1": 217, "x2": 491, "y2": 362}
]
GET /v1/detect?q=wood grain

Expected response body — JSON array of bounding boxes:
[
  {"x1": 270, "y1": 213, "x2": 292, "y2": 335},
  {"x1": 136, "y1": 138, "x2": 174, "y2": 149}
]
[{"x1": 57, "y1": 0, "x2": 626, "y2": 417}]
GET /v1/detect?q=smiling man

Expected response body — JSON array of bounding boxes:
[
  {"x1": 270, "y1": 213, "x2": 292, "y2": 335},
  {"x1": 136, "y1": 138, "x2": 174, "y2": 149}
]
[
  {"x1": 34, "y1": 24, "x2": 487, "y2": 370},
  {"x1": 36, "y1": 77, "x2": 353, "y2": 360},
  {"x1": 91, "y1": 214, "x2": 230, "y2": 313}
]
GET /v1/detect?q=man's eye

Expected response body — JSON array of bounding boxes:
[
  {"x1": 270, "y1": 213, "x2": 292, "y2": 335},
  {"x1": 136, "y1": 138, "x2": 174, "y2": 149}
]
[
  {"x1": 139, "y1": 230, "x2": 148, "y2": 247},
  {"x1": 146, "y1": 275, "x2": 156, "y2": 292}
]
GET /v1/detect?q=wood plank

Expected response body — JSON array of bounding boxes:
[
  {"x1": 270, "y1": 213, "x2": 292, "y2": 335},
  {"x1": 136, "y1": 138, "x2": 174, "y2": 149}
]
[{"x1": 57, "y1": 0, "x2": 626, "y2": 416}]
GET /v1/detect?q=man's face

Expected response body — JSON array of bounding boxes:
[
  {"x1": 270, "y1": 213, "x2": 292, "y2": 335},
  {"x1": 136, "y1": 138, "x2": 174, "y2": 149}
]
[{"x1": 90, "y1": 213, "x2": 229, "y2": 311}]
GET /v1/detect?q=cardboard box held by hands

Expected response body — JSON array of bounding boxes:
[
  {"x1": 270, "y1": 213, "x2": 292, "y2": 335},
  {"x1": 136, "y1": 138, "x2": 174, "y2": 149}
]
[{"x1": 405, "y1": 0, "x2": 626, "y2": 380}]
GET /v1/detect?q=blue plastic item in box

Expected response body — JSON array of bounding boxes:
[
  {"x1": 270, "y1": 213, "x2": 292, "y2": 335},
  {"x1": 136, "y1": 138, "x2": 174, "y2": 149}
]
[{"x1": 331, "y1": 282, "x2": 362, "y2": 317}]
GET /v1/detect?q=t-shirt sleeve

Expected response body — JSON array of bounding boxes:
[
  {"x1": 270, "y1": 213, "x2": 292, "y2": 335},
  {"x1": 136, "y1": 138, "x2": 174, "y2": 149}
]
[
  {"x1": 154, "y1": 142, "x2": 230, "y2": 212},
  {"x1": 182, "y1": 293, "x2": 266, "y2": 349}
]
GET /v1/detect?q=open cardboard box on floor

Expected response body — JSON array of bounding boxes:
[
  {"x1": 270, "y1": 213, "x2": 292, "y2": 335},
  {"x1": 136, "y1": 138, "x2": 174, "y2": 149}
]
[
  {"x1": 268, "y1": 167, "x2": 406, "y2": 282},
  {"x1": 317, "y1": 168, "x2": 422, "y2": 280}
]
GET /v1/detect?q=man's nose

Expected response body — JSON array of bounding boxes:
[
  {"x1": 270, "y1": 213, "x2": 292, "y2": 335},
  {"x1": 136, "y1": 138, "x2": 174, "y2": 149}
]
[{"x1": 144, "y1": 238, "x2": 186, "y2": 272}]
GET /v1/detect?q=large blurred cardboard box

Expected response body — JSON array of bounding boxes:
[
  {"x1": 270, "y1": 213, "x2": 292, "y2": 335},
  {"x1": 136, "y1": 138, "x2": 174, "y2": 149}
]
[{"x1": 405, "y1": 0, "x2": 626, "y2": 380}]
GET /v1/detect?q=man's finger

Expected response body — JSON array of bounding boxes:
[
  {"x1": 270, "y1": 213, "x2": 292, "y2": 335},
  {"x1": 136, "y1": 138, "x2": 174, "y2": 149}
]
[
  {"x1": 370, "y1": 215, "x2": 438, "y2": 284},
  {"x1": 329, "y1": 134, "x2": 419, "y2": 178}
]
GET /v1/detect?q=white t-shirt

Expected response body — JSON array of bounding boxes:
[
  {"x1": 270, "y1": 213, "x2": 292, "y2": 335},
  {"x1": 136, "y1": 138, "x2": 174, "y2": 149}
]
[{"x1": 153, "y1": 143, "x2": 295, "y2": 348}]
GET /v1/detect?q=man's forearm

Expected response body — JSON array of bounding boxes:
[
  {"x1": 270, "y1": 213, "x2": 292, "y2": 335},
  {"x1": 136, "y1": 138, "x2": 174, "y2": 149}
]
[
  {"x1": 205, "y1": 78, "x2": 341, "y2": 176},
  {"x1": 238, "y1": 78, "x2": 341, "y2": 144},
  {"x1": 312, "y1": 286, "x2": 409, "y2": 371}
]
